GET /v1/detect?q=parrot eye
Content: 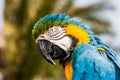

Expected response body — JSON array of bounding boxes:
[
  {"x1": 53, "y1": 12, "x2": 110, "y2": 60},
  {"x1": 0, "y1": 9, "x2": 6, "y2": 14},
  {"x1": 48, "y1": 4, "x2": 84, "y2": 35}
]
[
  {"x1": 46, "y1": 27, "x2": 59, "y2": 36},
  {"x1": 46, "y1": 26, "x2": 66, "y2": 40}
]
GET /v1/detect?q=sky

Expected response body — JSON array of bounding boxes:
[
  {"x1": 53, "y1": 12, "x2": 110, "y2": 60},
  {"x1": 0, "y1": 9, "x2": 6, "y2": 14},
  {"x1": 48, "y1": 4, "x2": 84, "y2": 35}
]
[
  {"x1": 106, "y1": 0, "x2": 120, "y2": 47},
  {"x1": 0, "y1": 0, "x2": 5, "y2": 31}
]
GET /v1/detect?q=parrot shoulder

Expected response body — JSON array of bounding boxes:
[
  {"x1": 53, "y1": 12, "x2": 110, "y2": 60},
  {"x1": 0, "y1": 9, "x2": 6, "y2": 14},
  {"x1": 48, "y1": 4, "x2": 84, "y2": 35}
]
[{"x1": 72, "y1": 44, "x2": 116, "y2": 80}]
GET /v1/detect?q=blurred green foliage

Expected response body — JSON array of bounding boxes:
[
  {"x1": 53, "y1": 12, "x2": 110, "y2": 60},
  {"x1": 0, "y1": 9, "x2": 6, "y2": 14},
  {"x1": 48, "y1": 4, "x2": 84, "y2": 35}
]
[{"x1": 1, "y1": 0, "x2": 111, "y2": 80}]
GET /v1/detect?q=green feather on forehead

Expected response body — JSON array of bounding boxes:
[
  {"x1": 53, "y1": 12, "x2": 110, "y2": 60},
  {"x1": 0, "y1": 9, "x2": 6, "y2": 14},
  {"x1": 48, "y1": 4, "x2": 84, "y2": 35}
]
[{"x1": 32, "y1": 14, "x2": 88, "y2": 39}]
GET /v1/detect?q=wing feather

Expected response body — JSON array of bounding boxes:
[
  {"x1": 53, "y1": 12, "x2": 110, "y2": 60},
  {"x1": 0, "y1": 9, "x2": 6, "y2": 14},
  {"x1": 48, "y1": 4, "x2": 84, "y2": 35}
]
[{"x1": 72, "y1": 44, "x2": 116, "y2": 80}]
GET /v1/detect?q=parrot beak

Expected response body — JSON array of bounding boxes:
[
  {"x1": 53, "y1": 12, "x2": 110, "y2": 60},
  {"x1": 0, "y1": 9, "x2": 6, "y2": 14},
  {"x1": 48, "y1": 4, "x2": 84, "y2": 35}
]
[
  {"x1": 37, "y1": 40, "x2": 55, "y2": 65},
  {"x1": 37, "y1": 40, "x2": 67, "y2": 65}
]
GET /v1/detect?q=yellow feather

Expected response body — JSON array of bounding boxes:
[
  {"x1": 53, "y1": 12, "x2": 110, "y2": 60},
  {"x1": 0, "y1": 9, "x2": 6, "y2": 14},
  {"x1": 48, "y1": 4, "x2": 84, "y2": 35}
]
[
  {"x1": 64, "y1": 61, "x2": 72, "y2": 80},
  {"x1": 66, "y1": 24, "x2": 90, "y2": 45},
  {"x1": 64, "y1": 24, "x2": 90, "y2": 80},
  {"x1": 98, "y1": 47, "x2": 105, "y2": 51}
]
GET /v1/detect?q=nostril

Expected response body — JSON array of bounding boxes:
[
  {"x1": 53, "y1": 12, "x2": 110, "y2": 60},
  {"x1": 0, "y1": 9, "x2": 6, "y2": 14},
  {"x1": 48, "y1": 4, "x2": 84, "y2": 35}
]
[
  {"x1": 40, "y1": 36, "x2": 45, "y2": 38},
  {"x1": 36, "y1": 35, "x2": 45, "y2": 42}
]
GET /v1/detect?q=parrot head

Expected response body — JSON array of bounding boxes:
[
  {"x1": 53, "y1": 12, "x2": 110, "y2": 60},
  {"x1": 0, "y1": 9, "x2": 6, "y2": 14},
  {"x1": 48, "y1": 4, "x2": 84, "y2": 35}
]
[{"x1": 32, "y1": 14, "x2": 92, "y2": 65}]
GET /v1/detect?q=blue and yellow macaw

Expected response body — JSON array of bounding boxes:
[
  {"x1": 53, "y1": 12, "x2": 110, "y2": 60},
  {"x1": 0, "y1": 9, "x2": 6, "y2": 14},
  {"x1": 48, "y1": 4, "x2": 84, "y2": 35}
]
[{"x1": 32, "y1": 14, "x2": 120, "y2": 80}]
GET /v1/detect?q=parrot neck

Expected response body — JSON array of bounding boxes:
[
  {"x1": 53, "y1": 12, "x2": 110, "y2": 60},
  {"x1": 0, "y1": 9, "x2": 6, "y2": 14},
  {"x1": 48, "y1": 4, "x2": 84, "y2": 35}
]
[
  {"x1": 66, "y1": 24, "x2": 90, "y2": 45},
  {"x1": 63, "y1": 24, "x2": 93, "y2": 80},
  {"x1": 64, "y1": 59, "x2": 72, "y2": 80}
]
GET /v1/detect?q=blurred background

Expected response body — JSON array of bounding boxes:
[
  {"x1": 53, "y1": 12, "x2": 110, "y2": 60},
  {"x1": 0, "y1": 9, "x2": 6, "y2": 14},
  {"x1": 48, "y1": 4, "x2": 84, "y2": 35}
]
[{"x1": 0, "y1": 0, "x2": 120, "y2": 80}]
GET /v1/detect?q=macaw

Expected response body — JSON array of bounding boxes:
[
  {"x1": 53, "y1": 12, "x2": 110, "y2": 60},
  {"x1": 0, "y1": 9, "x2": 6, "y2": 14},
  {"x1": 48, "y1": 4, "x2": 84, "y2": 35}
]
[{"x1": 32, "y1": 14, "x2": 120, "y2": 80}]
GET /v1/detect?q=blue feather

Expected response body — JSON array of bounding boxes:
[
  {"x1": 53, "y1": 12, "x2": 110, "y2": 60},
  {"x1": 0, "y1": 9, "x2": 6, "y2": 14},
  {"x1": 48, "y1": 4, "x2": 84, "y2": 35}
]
[
  {"x1": 72, "y1": 44, "x2": 117, "y2": 80},
  {"x1": 32, "y1": 14, "x2": 120, "y2": 80},
  {"x1": 93, "y1": 36, "x2": 120, "y2": 69},
  {"x1": 79, "y1": 23, "x2": 89, "y2": 29}
]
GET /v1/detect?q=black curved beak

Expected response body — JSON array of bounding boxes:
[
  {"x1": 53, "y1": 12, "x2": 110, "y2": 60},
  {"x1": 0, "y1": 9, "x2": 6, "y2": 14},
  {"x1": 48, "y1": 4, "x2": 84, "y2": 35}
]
[
  {"x1": 36, "y1": 37, "x2": 77, "y2": 65},
  {"x1": 37, "y1": 40, "x2": 68, "y2": 65},
  {"x1": 37, "y1": 40, "x2": 56, "y2": 65}
]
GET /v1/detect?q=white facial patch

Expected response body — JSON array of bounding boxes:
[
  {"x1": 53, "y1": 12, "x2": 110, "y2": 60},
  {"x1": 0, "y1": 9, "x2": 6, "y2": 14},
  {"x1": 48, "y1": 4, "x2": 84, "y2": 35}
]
[{"x1": 36, "y1": 26, "x2": 72, "y2": 52}]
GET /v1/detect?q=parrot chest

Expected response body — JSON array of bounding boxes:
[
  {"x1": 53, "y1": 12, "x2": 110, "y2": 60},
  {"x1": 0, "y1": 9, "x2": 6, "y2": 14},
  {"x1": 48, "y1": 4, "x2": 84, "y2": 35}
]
[{"x1": 64, "y1": 60, "x2": 73, "y2": 80}]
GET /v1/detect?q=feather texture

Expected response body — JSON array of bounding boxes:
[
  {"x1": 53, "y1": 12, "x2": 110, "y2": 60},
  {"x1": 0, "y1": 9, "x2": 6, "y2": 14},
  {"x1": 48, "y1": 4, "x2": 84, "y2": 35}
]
[
  {"x1": 32, "y1": 14, "x2": 89, "y2": 39},
  {"x1": 72, "y1": 44, "x2": 120, "y2": 80},
  {"x1": 32, "y1": 14, "x2": 120, "y2": 80}
]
